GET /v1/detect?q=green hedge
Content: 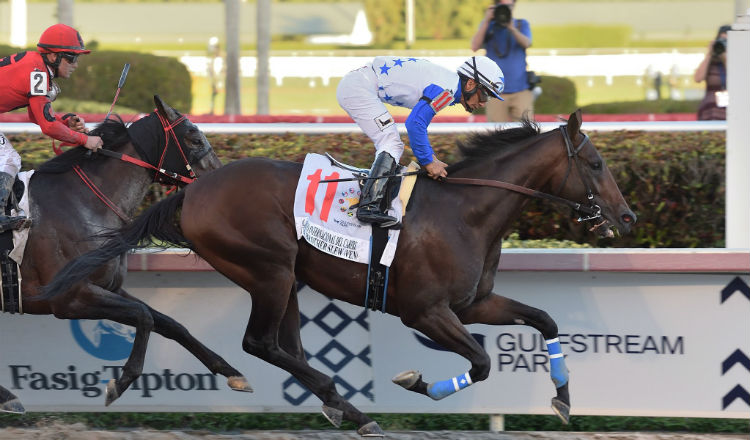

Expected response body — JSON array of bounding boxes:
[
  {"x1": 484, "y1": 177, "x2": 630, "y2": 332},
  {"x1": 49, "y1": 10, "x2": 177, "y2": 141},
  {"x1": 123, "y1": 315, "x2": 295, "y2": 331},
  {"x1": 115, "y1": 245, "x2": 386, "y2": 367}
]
[
  {"x1": 582, "y1": 99, "x2": 700, "y2": 114},
  {"x1": 62, "y1": 50, "x2": 192, "y2": 113},
  {"x1": 0, "y1": 46, "x2": 191, "y2": 114},
  {"x1": 535, "y1": 76, "x2": 577, "y2": 114},
  {"x1": 8, "y1": 129, "x2": 725, "y2": 248}
]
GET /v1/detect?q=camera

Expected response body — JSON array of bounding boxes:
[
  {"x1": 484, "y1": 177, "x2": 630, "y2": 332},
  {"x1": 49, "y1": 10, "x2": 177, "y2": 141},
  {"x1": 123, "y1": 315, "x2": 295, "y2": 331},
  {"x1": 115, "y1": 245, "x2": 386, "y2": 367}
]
[
  {"x1": 712, "y1": 37, "x2": 727, "y2": 57},
  {"x1": 493, "y1": 4, "x2": 512, "y2": 26}
]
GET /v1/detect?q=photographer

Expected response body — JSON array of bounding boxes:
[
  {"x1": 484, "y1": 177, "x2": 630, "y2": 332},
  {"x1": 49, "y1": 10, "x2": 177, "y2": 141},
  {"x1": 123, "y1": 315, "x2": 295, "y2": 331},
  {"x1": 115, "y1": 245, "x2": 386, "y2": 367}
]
[
  {"x1": 693, "y1": 24, "x2": 730, "y2": 120},
  {"x1": 471, "y1": 0, "x2": 534, "y2": 122}
]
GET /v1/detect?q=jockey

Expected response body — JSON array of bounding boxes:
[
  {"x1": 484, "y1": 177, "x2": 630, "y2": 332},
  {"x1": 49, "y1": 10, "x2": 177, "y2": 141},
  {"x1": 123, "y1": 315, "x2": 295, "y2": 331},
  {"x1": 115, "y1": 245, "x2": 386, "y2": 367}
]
[
  {"x1": 337, "y1": 55, "x2": 504, "y2": 227},
  {"x1": 0, "y1": 23, "x2": 103, "y2": 230}
]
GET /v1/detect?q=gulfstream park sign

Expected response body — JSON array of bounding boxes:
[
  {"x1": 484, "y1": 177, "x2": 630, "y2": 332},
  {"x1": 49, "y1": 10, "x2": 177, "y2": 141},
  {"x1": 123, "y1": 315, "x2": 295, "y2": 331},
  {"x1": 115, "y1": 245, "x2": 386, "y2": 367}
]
[{"x1": 0, "y1": 249, "x2": 747, "y2": 418}]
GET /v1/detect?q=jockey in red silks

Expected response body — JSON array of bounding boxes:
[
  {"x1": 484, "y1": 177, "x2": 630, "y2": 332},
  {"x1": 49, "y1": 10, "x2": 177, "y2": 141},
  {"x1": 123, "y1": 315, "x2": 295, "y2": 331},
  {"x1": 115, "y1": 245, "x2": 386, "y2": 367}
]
[{"x1": 0, "y1": 24, "x2": 103, "y2": 230}]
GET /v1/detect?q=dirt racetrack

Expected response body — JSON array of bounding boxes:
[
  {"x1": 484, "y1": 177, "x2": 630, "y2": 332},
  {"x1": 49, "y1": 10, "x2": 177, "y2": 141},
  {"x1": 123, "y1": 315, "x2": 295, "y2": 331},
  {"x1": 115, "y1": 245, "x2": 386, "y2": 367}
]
[{"x1": 0, "y1": 424, "x2": 747, "y2": 440}]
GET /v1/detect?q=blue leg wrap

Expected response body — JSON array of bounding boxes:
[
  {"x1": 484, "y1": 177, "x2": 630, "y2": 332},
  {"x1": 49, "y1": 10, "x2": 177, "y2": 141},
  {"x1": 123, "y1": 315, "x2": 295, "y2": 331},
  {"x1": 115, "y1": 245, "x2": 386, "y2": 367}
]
[
  {"x1": 426, "y1": 372, "x2": 473, "y2": 401},
  {"x1": 546, "y1": 338, "x2": 569, "y2": 388}
]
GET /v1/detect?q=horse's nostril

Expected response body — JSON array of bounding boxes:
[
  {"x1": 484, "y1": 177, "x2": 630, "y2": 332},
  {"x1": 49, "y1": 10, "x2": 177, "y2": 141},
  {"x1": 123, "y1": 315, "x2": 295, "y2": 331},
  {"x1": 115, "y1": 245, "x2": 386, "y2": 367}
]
[{"x1": 622, "y1": 213, "x2": 636, "y2": 224}]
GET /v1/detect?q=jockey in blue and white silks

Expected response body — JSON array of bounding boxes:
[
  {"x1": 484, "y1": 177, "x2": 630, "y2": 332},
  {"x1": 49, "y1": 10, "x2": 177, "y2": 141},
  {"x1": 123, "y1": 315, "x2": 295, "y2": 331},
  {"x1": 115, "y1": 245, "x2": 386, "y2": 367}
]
[{"x1": 337, "y1": 55, "x2": 504, "y2": 227}]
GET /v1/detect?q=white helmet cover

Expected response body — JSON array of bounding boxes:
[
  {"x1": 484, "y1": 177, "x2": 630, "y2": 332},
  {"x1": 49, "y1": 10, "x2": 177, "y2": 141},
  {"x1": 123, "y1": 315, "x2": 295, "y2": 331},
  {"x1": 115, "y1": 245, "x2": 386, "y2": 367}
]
[{"x1": 457, "y1": 56, "x2": 505, "y2": 100}]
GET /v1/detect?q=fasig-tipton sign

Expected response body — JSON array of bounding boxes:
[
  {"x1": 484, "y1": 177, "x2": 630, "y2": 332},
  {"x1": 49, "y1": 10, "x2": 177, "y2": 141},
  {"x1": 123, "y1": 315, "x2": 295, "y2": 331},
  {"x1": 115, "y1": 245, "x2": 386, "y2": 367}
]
[{"x1": 0, "y1": 269, "x2": 747, "y2": 418}]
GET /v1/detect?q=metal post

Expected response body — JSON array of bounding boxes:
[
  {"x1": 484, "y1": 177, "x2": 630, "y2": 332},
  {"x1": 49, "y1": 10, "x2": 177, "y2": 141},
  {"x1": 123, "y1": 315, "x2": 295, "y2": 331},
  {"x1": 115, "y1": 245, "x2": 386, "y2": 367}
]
[
  {"x1": 726, "y1": 9, "x2": 750, "y2": 248},
  {"x1": 256, "y1": 0, "x2": 271, "y2": 115},
  {"x1": 57, "y1": 0, "x2": 73, "y2": 26},
  {"x1": 405, "y1": 0, "x2": 415, "y2": 48},
  {"x1": 224, "y1": 0, "x2": 241, "y2": 116},
  {"x1": 9, "y1": 0, "x2": 27, "y2": 48},
  {"x1": 489, "y1": 414, "x2": 505, "y2": 432}
]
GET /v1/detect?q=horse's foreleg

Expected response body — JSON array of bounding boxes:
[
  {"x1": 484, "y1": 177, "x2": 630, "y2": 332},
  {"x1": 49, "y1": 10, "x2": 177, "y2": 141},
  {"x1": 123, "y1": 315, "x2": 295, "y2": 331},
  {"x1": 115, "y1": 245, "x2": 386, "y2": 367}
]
[
  {"x1": 394, "y1": 306, "x2": 490, "y2": 401},
  {"x1": 456, "y1": 293, "x2": 571, "y2": 424},
  {"x1": 117, "y1": 289, "x2": 252, "y2": 393},
  {"x1": 49, "y1": 284, "x2": 153, "y2": 406}
]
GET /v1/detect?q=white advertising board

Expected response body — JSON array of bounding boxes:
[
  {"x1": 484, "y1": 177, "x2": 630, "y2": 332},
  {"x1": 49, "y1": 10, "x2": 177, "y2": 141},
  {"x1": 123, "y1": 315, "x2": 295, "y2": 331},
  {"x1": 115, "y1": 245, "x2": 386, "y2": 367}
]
[{"x1": 0, "y1": 270, "x2": 747, "y2": 418}]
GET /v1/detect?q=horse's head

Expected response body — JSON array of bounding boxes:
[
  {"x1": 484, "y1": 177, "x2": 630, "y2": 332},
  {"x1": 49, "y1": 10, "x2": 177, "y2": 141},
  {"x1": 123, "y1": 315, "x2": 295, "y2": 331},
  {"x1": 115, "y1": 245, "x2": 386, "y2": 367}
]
[
  {"x1": 551, "y1": 109, "x2": 636, "y2": 237},
  {"x1": 151, "y1": 95, "x2": 222, "y2": 182}
]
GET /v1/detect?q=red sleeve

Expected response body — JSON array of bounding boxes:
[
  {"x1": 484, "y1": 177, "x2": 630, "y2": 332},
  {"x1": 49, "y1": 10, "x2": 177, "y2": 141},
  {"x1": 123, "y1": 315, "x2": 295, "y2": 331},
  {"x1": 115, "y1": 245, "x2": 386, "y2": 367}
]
[{"x1": 27, "y1": 96, "x2": 87, "y2": 145}]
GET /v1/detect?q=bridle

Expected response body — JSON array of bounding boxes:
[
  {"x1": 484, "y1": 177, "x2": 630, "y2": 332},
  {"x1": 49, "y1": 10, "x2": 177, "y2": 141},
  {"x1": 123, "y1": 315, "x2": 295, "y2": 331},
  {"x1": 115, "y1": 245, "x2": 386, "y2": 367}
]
[
  {"x1": 106, "y1": 109, "x2": 211, "y2": 185},
  {"x1": 55, "y1": 110, "x2": 211, "y2": 221},
  {"x1": 443, "y1": 124, "x2": 602, "y2": 222}
]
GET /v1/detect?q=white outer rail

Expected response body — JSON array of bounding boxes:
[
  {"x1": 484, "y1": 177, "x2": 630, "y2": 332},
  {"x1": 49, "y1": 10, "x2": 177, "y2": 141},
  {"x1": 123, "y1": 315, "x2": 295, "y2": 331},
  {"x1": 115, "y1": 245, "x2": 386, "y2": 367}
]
[{"x1": 0, "y1": 120, "x2": 729, "y2": 135}]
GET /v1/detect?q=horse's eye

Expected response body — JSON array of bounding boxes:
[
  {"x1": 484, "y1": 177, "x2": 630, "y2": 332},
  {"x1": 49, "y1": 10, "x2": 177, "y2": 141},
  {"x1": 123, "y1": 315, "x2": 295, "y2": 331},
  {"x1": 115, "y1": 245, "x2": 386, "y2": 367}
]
[{"x1": 591, "y1": 161, "x2": 602, "y2": 171}]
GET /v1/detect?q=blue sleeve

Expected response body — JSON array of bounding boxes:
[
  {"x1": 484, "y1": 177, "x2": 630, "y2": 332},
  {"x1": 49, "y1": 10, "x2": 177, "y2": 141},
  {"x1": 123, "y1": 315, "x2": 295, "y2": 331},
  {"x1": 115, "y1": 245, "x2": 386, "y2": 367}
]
[
  {"x1": 404, "y1": 84, "x2": 445, "y2": 165},
  {"x1": 519, "y1": 19, "x2": 532, "y2": 44}
]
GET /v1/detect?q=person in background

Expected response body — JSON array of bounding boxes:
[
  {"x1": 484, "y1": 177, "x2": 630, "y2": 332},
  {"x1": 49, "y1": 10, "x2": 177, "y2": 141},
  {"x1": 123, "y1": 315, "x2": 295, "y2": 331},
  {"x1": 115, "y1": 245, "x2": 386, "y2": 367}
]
[
  {"x1": 0, "y1": 24, "x2": 102, "y2": 230},
  {"x1": 471, "y1": 0, "x2": 533, "y2": 122},
  {"x1": 694, "y1": 24, "x2": 730, "y2": 121},
  {"x1": 337, "y1": 56, "x2": 504, "y2": 227}
]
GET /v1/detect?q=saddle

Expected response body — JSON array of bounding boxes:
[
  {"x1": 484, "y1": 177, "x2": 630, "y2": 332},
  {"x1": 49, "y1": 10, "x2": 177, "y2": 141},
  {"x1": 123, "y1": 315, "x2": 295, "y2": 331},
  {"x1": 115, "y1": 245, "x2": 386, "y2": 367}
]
[{"x1": 325, "y1": 154, "x2": 418, "y2": 313}]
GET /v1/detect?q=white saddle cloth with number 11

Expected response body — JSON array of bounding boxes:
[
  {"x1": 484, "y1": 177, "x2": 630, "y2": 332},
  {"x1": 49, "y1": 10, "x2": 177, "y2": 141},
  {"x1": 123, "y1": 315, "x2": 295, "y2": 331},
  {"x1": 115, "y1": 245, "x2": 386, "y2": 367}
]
[{"x1": 293, "y1": 153, "x2": 404, "y2": 267}]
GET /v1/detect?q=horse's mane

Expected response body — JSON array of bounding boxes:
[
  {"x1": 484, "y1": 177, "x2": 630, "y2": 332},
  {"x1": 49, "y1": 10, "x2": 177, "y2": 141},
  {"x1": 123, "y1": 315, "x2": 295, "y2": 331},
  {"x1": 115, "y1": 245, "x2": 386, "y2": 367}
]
[
  {"x1": 36, "y1": 116, "x2": 131, "y2": 174},
  {"x1": 448, "y1": 117, "x2": 541, "y2": 174}
]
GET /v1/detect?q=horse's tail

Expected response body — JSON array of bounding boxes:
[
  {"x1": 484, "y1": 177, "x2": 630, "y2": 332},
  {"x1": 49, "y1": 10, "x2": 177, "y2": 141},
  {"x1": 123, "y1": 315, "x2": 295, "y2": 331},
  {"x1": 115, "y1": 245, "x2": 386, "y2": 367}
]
[{"x1": 35, "y1": 190, "x2": 189, "y2": 301}]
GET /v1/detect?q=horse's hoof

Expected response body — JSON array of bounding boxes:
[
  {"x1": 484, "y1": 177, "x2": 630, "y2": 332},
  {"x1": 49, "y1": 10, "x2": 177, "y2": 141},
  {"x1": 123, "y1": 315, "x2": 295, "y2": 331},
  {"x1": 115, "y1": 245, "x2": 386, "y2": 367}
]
[
  {"x1": 105, "y1": 379, "x2": 119, "y2": 407},
  {"x1": 392, "y1": 370, "x2": 421, "y2": 389},
  {"x1": 357, "y1": 421, "x2": 385, "y2": 437},
  {"x1": 227, "y1": 376, "x2": 253, "y2": 393},
  {"x1": 0, "y1": 398, "x2": 25, "y2": 414},
  {"x1": 551, "y1": 397, "x2": 570, "y2": 424},
  {"x1": 321, "y1": 404, "x2": 343, "y2": 428}
]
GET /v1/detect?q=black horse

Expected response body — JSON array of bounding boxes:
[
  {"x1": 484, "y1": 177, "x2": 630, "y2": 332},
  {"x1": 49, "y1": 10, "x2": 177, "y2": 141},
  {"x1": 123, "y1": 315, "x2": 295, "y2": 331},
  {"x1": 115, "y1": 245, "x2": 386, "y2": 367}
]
[
  {"x1": 11, "y1": 96, "x2": 251, "y2": 412},
  {"x1": 43, "y1": 110, "x2": 635, "y2": 435}
]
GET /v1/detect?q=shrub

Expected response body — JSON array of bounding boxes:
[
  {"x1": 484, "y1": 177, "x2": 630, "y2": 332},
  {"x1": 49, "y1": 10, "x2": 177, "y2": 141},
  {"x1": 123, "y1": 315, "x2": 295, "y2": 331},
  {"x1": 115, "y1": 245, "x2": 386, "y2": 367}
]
[
  {"x1": 8, "y1": 129, "x2": 725, "y2": 248},
  {"x1": 534, "y1": 76, "x2": 577, "y2": 114},
  {"x1": 60, "y1": 50, "x2": 192, "y2": 113},
  {"x1": 1, "y1": 47, "x2": 191, "y2": 114},
  {"x1": 582, "y1": 100, "x2": 700, "y2": 114}
]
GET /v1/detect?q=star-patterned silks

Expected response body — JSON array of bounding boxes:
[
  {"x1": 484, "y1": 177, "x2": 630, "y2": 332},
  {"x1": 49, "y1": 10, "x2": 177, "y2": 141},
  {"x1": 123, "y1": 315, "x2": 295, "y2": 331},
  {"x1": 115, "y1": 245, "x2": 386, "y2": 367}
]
[
  {"x1": 392, "y1": 58, "x2": 404, "y2": 67},
  {"x1": 379, "y1": 63, "x2": 391, "y2": 75}
]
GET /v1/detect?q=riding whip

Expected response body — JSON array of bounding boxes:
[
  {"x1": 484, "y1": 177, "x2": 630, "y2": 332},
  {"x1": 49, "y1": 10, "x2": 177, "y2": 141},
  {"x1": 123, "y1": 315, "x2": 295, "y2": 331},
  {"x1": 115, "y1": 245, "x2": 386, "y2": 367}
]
[{"x1": 104, "y1": 63, "x2": 130, "y2": 121}]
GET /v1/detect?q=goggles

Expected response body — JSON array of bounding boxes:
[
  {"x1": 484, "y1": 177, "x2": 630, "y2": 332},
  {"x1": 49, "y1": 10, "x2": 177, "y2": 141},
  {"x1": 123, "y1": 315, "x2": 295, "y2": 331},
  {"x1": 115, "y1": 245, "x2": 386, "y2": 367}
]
[
  {"x1": 59, "y1": 52, "x2": 80, "y2": 63},
  {"x1": 477, "y1": 86, "x2": 490, "y2": 103}
]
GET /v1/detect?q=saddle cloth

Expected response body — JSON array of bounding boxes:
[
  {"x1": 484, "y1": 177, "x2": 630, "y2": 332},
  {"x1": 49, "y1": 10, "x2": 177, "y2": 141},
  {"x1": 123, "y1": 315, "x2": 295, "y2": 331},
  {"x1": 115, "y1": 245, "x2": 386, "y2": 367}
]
[
  {"x1": 9, "y1": 170, "x2": 33, "y2": 266},
  {"x1": 294, "y1": 153, "x2": 402, "y2": 267}
]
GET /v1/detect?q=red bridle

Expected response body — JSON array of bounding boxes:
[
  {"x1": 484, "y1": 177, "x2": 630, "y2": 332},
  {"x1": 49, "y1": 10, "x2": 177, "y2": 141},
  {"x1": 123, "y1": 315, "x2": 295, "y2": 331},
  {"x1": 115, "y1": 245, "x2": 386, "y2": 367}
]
[{"x1": 53, "y1": 110, "x2": 200, "y2": 221}]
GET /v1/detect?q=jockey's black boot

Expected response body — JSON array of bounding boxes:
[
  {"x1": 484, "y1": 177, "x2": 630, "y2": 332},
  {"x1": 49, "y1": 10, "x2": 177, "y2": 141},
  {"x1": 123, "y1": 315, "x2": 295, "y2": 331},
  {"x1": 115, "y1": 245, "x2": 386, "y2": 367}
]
[
  {"x1": 0, "y1": 172, "x2": 28, "y2": 232},
  {"x1": 357, "y1": 152, "x2": 399, "y2": 227}
]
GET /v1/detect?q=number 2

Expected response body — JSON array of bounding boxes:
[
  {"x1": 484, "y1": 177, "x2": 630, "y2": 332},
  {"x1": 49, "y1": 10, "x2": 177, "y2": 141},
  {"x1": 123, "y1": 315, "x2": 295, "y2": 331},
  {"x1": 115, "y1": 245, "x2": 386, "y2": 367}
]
[{"x1": 29, "y1": 72, "x2": 47, "y2": 96}]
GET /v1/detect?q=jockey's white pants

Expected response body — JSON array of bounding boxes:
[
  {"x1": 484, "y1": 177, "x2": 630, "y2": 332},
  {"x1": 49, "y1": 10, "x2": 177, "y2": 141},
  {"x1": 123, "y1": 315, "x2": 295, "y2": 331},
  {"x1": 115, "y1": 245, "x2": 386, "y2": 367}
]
[
  {"x1": 0, "y1": 132, "x2": 21, "y2": 176},
  {"x1": 336, "y1": 65, "x2": 404, "y2": 165}
]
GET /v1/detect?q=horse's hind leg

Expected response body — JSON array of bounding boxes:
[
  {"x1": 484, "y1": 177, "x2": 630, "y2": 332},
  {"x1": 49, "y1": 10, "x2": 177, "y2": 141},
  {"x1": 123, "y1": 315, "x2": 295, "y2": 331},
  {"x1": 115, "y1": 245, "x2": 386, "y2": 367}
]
[
  {"x1": 241, "y1": 276, "x2": 383, "y2": 436},
  {"x1": 118, "y1": 288, "x2": 252, "y2": 393},
  {"x1": 456, "y1": 293, "x2": 571, "y2": 424},
  {"x1": 0, "y1": 385, "x2": 24, "y2": 414},
  {"x1": 50, "y1": 284, "x2": 154, "y2": 406}
]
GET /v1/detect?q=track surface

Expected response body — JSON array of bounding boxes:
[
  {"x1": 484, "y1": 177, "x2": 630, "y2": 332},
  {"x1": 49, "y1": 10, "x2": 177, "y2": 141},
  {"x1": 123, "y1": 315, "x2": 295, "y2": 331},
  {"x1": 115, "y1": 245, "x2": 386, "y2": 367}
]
[{"x1": 0, "y1": 424, "x2": 746, "y2": 440}]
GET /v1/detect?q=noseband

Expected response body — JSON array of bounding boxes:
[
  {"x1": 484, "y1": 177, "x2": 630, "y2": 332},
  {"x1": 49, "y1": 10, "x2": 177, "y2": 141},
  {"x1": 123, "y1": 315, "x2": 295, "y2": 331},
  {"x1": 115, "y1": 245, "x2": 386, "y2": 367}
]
[{"x1": 554, "y1": 125, "x2": 602, "y2": 221}]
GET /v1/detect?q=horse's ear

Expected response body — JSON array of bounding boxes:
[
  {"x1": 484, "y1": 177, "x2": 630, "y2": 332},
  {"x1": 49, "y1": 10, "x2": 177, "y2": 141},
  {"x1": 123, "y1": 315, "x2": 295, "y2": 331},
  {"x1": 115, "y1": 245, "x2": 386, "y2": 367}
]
[
  {"x1": 154, "y1": 95, "x2": 180, "y2": 122},
  {"x1": 566, "y1": 108, "x2": 583, "y2": 139}
]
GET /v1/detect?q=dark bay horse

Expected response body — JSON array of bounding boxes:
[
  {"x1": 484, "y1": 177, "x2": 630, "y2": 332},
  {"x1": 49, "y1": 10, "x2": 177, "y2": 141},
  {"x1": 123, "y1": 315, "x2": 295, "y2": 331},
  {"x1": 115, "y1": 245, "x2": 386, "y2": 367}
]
[
  {"x1": 10, "y1": 96, "x2": 251, "y2": 411},
  {"x1": 43, "y1": 110, "x2": 635, "y2": 435}
]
